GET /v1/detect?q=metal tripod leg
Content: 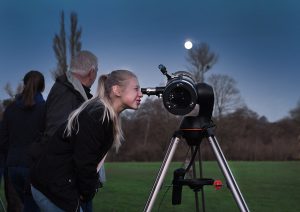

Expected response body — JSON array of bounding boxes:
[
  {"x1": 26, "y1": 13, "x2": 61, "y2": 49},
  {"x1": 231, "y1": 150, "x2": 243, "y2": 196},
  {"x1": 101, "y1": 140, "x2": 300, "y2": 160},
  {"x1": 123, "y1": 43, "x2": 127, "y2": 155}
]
[
  {"x1": 191, "y1": 146, "x2": 200, "y2": 212},
  {"x1": 143, "y1": 136, "x2": 181, "y2": 212},
  {"x1": 0, "y1": 196, "x2": 6, "y2": 212},
  {"x1": 207, "y1": 135, "x2": 249, "y2": 212}
]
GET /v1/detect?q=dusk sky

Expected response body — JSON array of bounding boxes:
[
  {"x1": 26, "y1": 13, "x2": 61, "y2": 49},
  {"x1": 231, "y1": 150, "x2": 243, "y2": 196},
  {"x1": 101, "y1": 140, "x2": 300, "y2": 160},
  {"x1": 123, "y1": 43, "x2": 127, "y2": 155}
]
[{"x1": 0, "y1": 0, "x2": 299, "y2": 122}]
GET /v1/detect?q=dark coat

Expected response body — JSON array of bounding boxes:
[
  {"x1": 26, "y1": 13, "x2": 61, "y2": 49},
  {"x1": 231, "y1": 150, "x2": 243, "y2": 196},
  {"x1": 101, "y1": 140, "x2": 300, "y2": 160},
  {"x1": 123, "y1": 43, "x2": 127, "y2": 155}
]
[
  {"x1": 30, "y1": 101, "x2": 114, "y2": 212},
  {"x1": 0, "y1": 93, "x2": 45, "y2": 167},
  {"x1": 44, "y1": 74, "x2": 92, "y2": 138},
  {"x1": 0, "y1": 121, "x2": 5, "y2": 168}
]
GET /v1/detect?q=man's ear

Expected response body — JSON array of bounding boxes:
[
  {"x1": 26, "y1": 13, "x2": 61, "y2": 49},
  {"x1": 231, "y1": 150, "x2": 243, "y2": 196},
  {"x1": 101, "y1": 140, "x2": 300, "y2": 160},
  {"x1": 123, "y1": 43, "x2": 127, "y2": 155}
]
[
  {"x1": 88, "y1": 68, "x2": 96, "y2": 79},
  {"x1": 112, "y1": 85, "x2": 121, "y2": 96}
]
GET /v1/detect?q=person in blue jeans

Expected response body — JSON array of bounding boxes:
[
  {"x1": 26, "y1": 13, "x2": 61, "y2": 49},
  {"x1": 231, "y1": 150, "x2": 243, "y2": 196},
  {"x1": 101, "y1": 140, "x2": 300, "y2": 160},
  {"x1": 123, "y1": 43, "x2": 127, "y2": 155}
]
[
  {"x1": 0, "y1": 70, "x2": 46, "y2": 212},
  {"x1": 40, "y1": 50, "x2": 100, "y2": 212},
  {"x1": 30, "y1": 70, "x2": 143, "y2": 212}
]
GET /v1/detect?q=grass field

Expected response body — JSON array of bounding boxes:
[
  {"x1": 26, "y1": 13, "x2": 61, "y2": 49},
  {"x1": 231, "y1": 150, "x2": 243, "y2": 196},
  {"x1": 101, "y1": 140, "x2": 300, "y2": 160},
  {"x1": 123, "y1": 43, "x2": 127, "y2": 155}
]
[{"x1": 1, "y1": 161, "x2": 300, "y2": 212}]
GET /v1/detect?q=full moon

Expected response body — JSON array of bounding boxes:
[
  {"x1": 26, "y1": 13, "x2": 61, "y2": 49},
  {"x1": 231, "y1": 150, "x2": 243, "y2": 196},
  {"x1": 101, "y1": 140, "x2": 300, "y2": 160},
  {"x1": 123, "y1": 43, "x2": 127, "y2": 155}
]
[{"x1": 184, "y1": 40, "x2": 193, "y2": 49}]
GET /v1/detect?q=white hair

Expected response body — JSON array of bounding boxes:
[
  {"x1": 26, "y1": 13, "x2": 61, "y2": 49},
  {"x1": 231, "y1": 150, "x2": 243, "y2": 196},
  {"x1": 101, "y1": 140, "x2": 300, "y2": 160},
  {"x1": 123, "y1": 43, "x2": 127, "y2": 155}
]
[{"x1": 70, "y1": 50, "x2": 98, "y2": 76}]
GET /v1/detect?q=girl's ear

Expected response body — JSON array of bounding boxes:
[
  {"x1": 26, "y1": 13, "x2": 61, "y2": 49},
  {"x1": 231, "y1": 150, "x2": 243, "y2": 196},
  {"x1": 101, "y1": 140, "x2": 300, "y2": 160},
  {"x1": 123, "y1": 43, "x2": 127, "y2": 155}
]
[{"x1": 112, "y1": 85, "x2": 122, "y2": 97}]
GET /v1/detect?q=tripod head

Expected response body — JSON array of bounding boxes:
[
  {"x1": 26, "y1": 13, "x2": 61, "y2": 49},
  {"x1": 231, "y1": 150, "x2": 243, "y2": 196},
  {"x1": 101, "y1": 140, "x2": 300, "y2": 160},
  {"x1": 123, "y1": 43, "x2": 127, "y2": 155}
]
[{"x1": 179, "y1": 82, "x2": 215, "y2": 146}]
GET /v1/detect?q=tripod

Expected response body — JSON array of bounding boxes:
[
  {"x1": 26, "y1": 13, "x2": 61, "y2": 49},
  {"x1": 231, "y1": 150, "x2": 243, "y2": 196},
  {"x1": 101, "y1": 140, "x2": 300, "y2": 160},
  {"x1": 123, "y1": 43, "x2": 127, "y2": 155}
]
[{"x1": 143, "y1": 115, "x2": 249, "y2": 212}]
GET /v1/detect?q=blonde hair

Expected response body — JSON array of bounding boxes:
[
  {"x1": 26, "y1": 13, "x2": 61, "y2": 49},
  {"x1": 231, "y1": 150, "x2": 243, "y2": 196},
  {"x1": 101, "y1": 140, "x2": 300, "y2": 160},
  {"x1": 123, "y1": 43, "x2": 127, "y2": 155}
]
[{"x1": 65, "y1": 69, "x2": 137, "y2": 152}]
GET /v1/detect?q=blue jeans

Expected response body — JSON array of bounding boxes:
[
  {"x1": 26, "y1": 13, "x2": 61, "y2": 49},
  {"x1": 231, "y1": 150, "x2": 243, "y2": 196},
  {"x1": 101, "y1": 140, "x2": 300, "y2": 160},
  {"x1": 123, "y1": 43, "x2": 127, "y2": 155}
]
[
  {"x1": 8, "y1": 166, "x2": 40, "y2": 212},
  {"x1": 81, "y1": 201, "x2": 92, "y2": 212},
  {"x1": 31, "y1": 186, "x2": 83, "y2": 212},
  {"x1": 80, "y1": 166, "x2": 106, "y2": 212}
]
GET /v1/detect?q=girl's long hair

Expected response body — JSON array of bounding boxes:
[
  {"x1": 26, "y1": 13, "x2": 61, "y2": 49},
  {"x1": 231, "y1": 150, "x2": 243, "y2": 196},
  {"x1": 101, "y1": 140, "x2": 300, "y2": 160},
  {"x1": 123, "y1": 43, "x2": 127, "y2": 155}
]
[
  {"x1": 22, "y1": 70, "x2": 45, "y2": 107},
  {"x1": 65, "y1": 70, "x2": 137, "y2": 151}
]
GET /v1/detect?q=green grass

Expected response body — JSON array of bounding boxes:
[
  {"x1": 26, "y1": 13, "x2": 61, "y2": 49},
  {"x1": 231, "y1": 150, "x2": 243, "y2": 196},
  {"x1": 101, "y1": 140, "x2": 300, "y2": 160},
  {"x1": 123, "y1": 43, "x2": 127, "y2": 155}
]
[
  {"x1": 1, "y1": 161, "x2": 299, "y2": 212},
  {"x1": 93, "y1": 161, "x2": 300, "y2": 212}
]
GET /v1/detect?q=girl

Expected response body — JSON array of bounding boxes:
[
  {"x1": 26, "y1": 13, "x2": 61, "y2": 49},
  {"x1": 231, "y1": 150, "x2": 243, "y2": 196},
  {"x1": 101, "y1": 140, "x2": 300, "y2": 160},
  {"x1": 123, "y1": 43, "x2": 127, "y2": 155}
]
[
  {"x1": 0, "y1": 70, "x2": 45, "y2": 212},
  {"x1": 30, "y1": 70, "x2": 143, "y2": 212}
]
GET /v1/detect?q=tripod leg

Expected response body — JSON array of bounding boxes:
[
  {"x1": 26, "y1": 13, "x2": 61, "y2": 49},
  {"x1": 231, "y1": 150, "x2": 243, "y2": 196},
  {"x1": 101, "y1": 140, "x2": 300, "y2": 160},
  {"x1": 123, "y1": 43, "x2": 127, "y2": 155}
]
[
  {"x1": 208, "y1": 135, "x2": 249, "y2": 212},
  {"x1": 143, "y1": 136, "x2": 181, "y2": 212},
  {"x1": 197, "y1": 146, "x2": 206, "y2": 212},
  {"x1": 191, "y1": 146, "x2": 200, "y2": 212}
]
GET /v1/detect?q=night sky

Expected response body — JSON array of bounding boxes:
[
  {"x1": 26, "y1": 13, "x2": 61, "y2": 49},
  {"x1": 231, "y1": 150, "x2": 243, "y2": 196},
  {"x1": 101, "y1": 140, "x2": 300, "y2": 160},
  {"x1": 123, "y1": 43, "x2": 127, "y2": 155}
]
[{"x1": 0, "y1": 0, "x2": 299, "y2": 122}]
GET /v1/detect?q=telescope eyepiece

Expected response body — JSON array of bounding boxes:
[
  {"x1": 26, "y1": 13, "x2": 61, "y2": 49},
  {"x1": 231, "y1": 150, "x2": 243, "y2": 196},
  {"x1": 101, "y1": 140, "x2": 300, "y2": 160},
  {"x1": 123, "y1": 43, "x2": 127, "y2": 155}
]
[{"x1": 141, "y1": 87, "x2": 165, "y2": 97}]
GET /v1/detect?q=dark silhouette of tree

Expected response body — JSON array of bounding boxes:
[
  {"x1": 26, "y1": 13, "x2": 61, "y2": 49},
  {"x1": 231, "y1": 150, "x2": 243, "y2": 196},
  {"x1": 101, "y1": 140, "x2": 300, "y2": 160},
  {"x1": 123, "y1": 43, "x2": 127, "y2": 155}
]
[
  {"x1": 207, "y1": 74, "x2": 244, "y2": 118},
  {"x1": 52, "y1": 11, "x2": 82, "y2": 79},
  {"x1": 186, "y1": 42, "x2": 218, "y2": 83},
  {"x1": 1, "y1": 82, "x2": 22, "y2": 119},
  {"x1": 4, "y1": 83, "x2": 14, "y2": 98},
  {"x1": 289, "y1": 100, "x2": 300, "y2": 123},
  {"x1": 53, "y1": 11, "x2": 67, "y2": 78},
  {"x1": 69, "y1": 12, "x2": 82, "y2": 59},
  {"x1": 4, "y1": 83, "x2": 23, "y2": 98},
  {"x1": 103, "y1": 96, "x2": 300, "y2": 161}
]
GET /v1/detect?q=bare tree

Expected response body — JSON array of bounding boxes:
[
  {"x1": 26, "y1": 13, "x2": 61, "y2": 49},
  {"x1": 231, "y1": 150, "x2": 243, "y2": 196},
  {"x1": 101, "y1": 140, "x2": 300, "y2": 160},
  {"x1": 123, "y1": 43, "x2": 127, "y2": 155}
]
[
  {"x1": 207, "y1": 74, "x2": 244, "y2": 118},
  {"x1": 4, "y1": 82, "x2": 23, "y2": 98},
  {"x1": 52, "y1": 11, "x2": 82, "y2": 79},
  {"x1": 186, "y1": 42, "x2": 218, "y2": 83},
  {"x1": 69, "y1": 12, "x2": 82, "y2": 59},
  {"x1": 4, "y1": 83, "x2": 14, "y2": 98},
  {"x1": 289, "y1": 100, "x2": 300, "y2": 123},
  {"x1": 53, "y1": 11, "x2": 67, "y2": 78},
  {"x1": 1, "y1": 83, "x2": 22, "y2": 119}
]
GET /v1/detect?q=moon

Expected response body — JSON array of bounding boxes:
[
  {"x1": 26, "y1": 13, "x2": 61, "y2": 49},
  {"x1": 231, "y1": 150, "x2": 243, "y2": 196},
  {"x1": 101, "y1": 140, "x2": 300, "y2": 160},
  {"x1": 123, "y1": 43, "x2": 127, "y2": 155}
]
[{"x1": 184, "y1": 40, "x2": 193, "y2": 49}]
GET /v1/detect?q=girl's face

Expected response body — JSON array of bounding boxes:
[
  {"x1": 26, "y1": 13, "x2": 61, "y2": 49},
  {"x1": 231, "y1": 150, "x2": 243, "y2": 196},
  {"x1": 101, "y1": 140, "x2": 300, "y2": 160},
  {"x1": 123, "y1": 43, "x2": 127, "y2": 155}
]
[{"x1": 120, "y1": 77, "x2": 143, "y2": 110}]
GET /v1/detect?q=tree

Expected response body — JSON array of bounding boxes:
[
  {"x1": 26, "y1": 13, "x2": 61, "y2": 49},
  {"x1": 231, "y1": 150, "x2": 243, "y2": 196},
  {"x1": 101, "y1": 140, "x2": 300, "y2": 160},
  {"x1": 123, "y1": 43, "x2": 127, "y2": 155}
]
[
  {"x1": 4, "y1": 83, "x2": 23, "y2": 98},
  {"x1": 52, "y1": 11, "x2": 82, "y2": 79},
  {"x1": 289, "y1": 100, "x2": 300, "y2": 123},
  {"x1": 207, "y1": 74, "x2": 244, "y2": 118},
  {"x1": 227, "y1": 106, "x2": 259, "y2": 120},
  {"x1": 53, "y1": 11, "x2": 67, "y2": 78},
  {"x1": 186, "y1": 42, "x2": 218, "y2": 83},
  {"x1": 69, "y1": 12, "x2": 82, "y2": 59},
  {"x1": 0, "y1": 83, "x2": 22, "y2": 120}
]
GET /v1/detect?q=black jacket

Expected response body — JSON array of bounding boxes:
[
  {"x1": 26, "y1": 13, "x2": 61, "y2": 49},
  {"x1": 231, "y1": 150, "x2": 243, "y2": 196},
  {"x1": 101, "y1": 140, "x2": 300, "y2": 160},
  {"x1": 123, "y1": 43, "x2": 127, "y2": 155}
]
[
  {"x1": 44, "y1": 74, "x2": 92, "y2": 138},
  {"x1": 30, "y1": 74, "x2": 93, "y2": 165},
  {"x1": 0, "y1": 93, "x2": 45, "y2": 167},
  {"x1": 30, "y1": 101, "x2": 114, "y2": 212}
]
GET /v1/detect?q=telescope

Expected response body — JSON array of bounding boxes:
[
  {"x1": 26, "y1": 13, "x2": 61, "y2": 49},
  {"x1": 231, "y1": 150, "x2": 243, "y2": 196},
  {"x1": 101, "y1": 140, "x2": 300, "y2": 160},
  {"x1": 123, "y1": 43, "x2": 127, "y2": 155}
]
[
  {"x1": 141, "y1": 64, "x2": 214, "y2": 119},
  {"x1": 142, "y1": 65, "x2": 249, "y2": 212}
]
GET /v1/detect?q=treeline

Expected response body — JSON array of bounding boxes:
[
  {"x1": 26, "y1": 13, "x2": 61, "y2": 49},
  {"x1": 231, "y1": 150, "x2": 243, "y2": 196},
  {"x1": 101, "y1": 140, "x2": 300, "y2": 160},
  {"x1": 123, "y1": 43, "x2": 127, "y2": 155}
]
[
  {"x1": 1, "y1": 97, "x2": 299, "y2": 161},
  {"x1": 108, "y1": 98, "x2": 300, "y2": 161}
]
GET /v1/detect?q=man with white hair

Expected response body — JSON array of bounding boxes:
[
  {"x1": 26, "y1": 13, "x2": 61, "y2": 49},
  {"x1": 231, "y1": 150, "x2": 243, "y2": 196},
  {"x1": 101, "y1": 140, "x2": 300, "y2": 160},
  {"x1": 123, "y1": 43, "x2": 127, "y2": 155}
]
[
  {"x1": 45, "y1": 50, "x2": 98, "y2": 137},
  {"x1": 42, "y1": 50, "x2": 99, "y2": 212}
]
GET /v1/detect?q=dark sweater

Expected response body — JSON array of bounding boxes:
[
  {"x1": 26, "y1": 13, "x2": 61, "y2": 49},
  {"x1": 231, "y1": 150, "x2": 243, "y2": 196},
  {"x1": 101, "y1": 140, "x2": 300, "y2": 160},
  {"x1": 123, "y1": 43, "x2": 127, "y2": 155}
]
[
  {"x1": 31, "y1": 101, "x2": 114, "y2": 212},
  {"x1": 0, "y1": 93, "x2": 45, "y2": 167}
]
